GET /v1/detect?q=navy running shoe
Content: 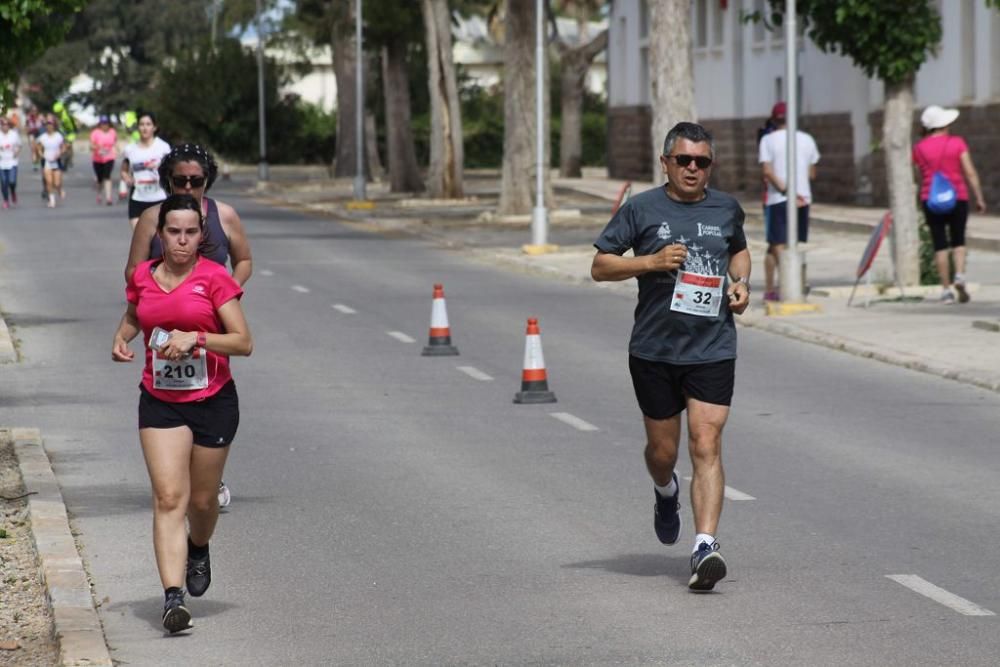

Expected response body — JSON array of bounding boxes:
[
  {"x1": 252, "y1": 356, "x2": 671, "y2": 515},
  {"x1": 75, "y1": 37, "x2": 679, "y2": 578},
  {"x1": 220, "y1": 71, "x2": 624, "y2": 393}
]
[
  {"x1": 688, "y1": 541, "x2": 727, "y2": 592},
  {"x1": 162, "y1": 589, "x2": 192, "y2": 634},
  {"x1": 186, "y1": 549, "x2": 211, "y2": 597},
  {"x1": 653, "y1": 472, "x2": 681, "y2": 545}
]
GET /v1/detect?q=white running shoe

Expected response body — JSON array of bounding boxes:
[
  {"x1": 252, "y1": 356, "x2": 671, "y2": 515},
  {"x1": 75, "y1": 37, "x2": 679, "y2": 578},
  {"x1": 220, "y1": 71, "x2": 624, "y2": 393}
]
[{"x1": 218, "y1": 481, "x2": 231, "y2": 509}]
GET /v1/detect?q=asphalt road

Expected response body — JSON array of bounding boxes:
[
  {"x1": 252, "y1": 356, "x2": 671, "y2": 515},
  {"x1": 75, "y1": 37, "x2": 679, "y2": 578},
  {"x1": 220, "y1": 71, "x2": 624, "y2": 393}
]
[{"x1": 1, "y1": 162, "x2": 998, "y2": 666}]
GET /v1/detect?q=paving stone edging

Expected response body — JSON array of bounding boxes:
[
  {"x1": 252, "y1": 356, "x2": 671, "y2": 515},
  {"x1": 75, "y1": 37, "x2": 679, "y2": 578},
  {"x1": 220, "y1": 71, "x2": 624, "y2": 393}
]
[{"x1": 13, "y1": 428, "x2": 112, "y2": 667}]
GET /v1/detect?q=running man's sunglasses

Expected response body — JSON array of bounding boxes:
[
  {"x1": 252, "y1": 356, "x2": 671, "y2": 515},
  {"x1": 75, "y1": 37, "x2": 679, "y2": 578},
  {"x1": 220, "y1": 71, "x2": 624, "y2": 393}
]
[
  {"x1": 665, "y1": 154, "x2": 713, "y2": 169},
  {"x1": 171, "y1": 175, "x2": 207, "y2": 189}
]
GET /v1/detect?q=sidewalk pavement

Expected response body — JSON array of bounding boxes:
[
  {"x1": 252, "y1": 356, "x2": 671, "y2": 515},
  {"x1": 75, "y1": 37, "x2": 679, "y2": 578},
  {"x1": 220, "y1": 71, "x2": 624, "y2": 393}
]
[{"x1": 251, "y1": 167, "x2": 1000, "y2": 394}]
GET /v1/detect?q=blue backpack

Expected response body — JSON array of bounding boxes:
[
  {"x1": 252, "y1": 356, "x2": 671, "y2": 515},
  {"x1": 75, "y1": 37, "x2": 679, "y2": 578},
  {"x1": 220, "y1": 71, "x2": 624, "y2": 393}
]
[{"x1": 925, "y1": 139, "x2": 957, "y2": 214}]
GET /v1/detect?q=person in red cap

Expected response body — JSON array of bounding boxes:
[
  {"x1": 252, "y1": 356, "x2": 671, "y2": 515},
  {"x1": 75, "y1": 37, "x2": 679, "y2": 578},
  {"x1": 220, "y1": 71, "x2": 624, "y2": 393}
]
[{"x1": 758, "y1": 101, "x2": 820, "y2": 301}]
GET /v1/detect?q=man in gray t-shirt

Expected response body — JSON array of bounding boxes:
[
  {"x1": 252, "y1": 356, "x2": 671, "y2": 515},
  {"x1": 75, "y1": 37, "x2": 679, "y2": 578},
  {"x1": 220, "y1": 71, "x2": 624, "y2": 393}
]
[{"x1": 591, "y1": 122, "x2": 750, "y2": 592}]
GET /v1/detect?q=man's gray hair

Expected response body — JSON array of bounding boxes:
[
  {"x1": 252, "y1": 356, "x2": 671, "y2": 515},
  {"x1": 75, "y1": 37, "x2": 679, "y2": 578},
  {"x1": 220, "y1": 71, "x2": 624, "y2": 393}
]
[{"x1": 662, "y1": 122, "x2": 715, "y2": 158}]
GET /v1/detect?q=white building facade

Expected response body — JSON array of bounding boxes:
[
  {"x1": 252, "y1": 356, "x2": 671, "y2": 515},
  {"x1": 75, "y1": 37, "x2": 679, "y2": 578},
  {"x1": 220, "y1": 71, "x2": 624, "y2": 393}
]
[{"x1": 607, "y1": 0, "x2": 1000, "y2": 204}]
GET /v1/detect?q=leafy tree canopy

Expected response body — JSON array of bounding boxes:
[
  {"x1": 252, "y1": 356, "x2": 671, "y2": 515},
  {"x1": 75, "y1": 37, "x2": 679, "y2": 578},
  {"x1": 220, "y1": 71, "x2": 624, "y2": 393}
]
[
  {"x1": 765, "y1": 0, "x2": 942, "y2": 85},
  {"x1": 1, "y1": 0, "x2": 86, "y2": 107}
]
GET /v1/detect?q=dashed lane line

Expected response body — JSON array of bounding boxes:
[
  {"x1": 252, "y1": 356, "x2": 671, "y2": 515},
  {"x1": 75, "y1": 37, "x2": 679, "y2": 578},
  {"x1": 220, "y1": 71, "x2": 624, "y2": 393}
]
[
  {"x1": 291, "y1": 285, "x2": 310, "y2": 293},
  {"x1": 456, "y1": 366, "x2": 494, "y2": 381},
  {"x1": 886, "y1": 575, "x2": 996, "y2": 617},
  {"x1": 387, "y1": 331, "x2": 416, "y2": 343},
  {"x1": 332, "y1": 304, "x2": 357, "y2": 314},
  {"x1": 682, "y1": 476, "x2": 756, "y2": 501},
  {"x1": 549, "y1": 412, "x2": 599, "y2": 432},
  {"x1": 259, "y1": 269, "x2": 275, "y2": 276}
]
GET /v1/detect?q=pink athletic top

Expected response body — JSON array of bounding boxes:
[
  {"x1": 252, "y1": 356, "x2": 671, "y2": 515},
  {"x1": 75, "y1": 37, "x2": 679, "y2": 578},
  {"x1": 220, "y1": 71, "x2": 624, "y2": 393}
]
[
  {"x1": 90, "y1": 127, "x2": 117, "y2": 164},
  {"x1": 126, "y1": 258, "x2": 243, "y2": 403},
  {"x1": 912, "y1": 134, "x2": 969, "y2": 202}
]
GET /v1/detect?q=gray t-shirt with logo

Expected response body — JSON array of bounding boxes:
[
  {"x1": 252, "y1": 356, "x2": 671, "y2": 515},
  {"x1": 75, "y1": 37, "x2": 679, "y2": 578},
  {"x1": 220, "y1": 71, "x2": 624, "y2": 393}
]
[{"x1": 594, "y1": 186, "x2": 747, "y2": 364}]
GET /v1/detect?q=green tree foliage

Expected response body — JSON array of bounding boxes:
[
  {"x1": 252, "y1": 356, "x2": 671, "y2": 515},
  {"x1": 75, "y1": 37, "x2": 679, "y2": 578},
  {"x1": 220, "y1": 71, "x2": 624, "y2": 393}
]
[
  {"x1": 0, "y1": 0, "x2": 86, "y2": 106},
  {"x1": 20, "y1": 0, "x2": 213, "y2": 113},
  {"x1": 764, "y1": 0, "x2": 941, "y2": 84},
  {"x1": 142, "y1": 37, "x2": 334, "y2": 164}
]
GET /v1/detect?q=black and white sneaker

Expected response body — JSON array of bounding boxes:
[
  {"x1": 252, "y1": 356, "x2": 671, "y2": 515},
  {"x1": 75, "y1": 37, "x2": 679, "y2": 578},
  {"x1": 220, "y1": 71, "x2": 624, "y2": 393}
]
[
  {"x1": 162, "y1": 589, "x2": 192, "y2": 634},
  {"x1": 186, "y1": 549, "x2": 212, "y2": 598},
  {"x1": 688, "y1": 541, "x2": 727, "y2": 592},
  {"x1": 653, "y1": 472, "x2": 681, "y2": 545}
]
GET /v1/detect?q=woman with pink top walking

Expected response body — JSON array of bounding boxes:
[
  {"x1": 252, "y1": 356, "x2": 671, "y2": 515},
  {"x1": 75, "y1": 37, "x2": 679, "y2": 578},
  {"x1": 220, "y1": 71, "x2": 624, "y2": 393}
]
[{"x1": 912, "y1": 105, "x2": 987, "y2": 304}]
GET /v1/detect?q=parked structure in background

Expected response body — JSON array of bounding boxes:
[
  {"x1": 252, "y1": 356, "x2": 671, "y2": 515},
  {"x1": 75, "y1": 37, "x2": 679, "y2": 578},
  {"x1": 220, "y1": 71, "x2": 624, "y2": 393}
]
[{"x1": 606, "y1": 0, "x2": 1000, "y2": 206}]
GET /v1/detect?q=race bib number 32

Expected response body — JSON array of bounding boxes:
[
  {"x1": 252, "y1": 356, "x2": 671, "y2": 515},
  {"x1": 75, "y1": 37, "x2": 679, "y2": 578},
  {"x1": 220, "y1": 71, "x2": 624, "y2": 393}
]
[{"x1": 670, "y1": 270, "x2": 723, "y2": 317}]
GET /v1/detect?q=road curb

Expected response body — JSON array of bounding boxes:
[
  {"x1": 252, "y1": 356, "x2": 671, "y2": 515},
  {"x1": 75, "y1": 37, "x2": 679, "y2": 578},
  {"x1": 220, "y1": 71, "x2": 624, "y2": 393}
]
[
  {"x1": 12, "y1": 428, "x2": 112, "y2": 667},
  {"x1": 0, "y1": 312, "x2": 17, "y2": 364}
]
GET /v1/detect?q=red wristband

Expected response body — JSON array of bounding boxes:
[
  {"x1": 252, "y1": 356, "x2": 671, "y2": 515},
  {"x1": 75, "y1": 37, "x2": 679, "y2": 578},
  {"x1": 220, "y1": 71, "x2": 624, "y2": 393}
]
[{"x1": 196, "y1": 332, "x2": 207, "y2": 348}]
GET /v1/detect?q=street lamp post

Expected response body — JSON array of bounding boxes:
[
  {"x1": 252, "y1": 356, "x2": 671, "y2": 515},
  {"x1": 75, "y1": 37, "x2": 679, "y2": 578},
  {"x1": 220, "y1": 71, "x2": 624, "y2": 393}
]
[
  {"x1": 255, "y1": 0, "x2": 268, "y2": 182},
  {"x1": 530, "y1": 0, "x2": 548, "y2": 247},
  {"x1": 781, "y1": 0, "x2": 803, "y2": 301},
  {"x1": 353, "y1": 0, "x2": 366, "y2": 201}
]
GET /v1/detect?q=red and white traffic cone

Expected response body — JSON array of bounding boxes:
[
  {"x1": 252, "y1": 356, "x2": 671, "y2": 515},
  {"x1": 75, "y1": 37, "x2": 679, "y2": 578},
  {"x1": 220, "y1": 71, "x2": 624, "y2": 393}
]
[
  {"x1": 422, "y1": 283, "x2": 459, "y2": 356},
  {"x1": 513, "y1": 317, "x2": 556, "y2": 404}
]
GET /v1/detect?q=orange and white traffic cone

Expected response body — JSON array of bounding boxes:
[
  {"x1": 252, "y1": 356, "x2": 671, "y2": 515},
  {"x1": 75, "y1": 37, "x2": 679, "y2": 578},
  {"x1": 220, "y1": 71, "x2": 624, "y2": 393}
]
[
  {"x1": 513, "y1": 317, "x2": 556, "y2": 404},
  {"x1": 421, "y1": 283, "x2": 459, "y2": 356}
]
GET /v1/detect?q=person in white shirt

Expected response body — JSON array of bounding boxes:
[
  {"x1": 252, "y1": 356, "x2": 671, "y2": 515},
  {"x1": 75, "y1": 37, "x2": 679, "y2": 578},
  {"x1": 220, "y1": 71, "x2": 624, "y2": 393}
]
[
  {"x1": 758, "y1": 101, "x2": 821, "y2": 301},
  {"x1": 120, "y1": 111, "x2": 171, "y2": 229},
  {"x1": 36, "y1": 118, "x2": 67, "y2": 208},
  {"x1": 0, "y1": 116, "x2": 22, "y2": 209}
]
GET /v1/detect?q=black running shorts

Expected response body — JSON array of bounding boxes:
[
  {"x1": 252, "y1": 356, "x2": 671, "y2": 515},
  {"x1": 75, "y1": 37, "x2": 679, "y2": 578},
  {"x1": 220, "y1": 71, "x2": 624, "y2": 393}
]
[
  {"x1": 128, "y1": 196, "x2": 160, "y2": 220},
  {"x1": 628, "y1": 355, "x2": 735, "y2": 420},
  {"x1": 138, "y1": 380, "x2": 240, "y2": 447},
  {"x1": 92, "y1": 161, "x2": 114, "y2": 182}
]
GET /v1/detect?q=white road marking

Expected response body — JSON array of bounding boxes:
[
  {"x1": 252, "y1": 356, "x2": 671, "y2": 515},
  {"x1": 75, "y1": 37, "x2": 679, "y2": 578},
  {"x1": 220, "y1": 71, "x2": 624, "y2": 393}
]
[
  {"x1": 886, "y1": 575, "x2": 996, "y2": 616},
  {"x1": 456, "y1": 366, "x2": 493, "y2": 381},
  {"x1": 386, "y1": 331, "x2": 416, "y2": 344},
  {"x1": 259, "y1": 269, "x2": 275, "y2": 276},
  {"x1": 291, "y1": 285, "x2": 310, "y2": 293},
  {"x1": 549, "y1": 412, "x2": 599, "y2": 432},
  {"x1": 332, "y1": 304, "x2": 357, "y2": 314},
  {"x1": 682, "y1": 476, "x2": 756, "y2": 501}
]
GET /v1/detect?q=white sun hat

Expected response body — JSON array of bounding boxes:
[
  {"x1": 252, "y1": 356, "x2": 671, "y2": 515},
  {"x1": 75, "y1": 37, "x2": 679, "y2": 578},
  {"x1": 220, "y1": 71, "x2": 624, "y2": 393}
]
[{"x1": 920, "y1": 105, "x2": 960, "y2": 130}]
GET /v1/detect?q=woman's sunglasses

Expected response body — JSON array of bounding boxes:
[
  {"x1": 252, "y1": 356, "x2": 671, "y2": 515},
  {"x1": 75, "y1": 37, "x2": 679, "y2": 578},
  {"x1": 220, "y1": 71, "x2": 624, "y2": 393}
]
[
  {"x1": 666, "y1": 154, "x2": 713, "y2": 169},
  {"x1": 171, "y1": 175, "x2": 206, "y2": 189}
]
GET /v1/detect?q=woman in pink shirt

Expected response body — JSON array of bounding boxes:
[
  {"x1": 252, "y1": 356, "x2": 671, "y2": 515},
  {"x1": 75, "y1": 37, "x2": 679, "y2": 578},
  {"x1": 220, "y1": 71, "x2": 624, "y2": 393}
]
[
  {"x1": 90, "y1": 115, "x2": 117, "y2": 205},
  {"x1": 912, "y1": 105, "x2": 987, "y2": 304},
  {"x1": 112, "y1": 194, "x2": 253, "y2": 634}
]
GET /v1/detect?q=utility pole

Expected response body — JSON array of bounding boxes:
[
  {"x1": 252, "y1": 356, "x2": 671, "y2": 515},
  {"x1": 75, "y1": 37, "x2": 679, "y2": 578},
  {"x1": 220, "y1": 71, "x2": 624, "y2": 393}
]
[
  {"x1": 255, "y1": 0, "x2": 269, "y2": 181},
  {"x1": 780, "y1": 0, "x2": 803, "y2": 301},
  {"x1": 353, "y1": 0, "x2": 366, "y2": 201},
  {"x1": 530, "y1": 0, "x2": 549, "y2": 248}
]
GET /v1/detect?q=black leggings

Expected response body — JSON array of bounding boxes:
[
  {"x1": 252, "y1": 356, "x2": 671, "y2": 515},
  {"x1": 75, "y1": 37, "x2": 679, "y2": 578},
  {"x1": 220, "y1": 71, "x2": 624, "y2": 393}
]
[{"x1": 923, "y1": 200, "x2": 968, "y2": 251}]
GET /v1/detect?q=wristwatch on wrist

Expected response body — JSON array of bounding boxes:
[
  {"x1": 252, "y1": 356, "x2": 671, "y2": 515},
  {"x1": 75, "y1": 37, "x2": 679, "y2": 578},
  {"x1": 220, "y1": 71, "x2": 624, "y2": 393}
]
[
  {"x1": 732, "y1": 276, "x2": 749, "y2": 292},
  {"x1": 196, "y1": 332, "x2": 207, "y2": 348}
]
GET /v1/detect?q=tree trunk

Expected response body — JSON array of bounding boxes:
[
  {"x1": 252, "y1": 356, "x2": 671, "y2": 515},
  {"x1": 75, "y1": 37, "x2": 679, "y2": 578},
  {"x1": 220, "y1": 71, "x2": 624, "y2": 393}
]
[
  {"x1": 558, "y1": 29, "x2": 607, "y2": 178},
  {"x1": 421, "y1": 0, "x2": 464, "y2": 198},
  {"x1": 499, "y1": 0, "x2": 549, "y2": 216},
  {"x1": 883, "y1": 75, "x2": 920, "y2": 286},
  {"x1": 332, "y1": 4, "x2": 364, "y2": 179},
  {"x1": 382, "y1": 42, "x2": 424, "y2": 192},
  {"x1": 365, "y1": 111, "x2": 383, "y2": 180},
  {"x1": 648, "y1": 0, "x2": 696, "y2": 184}
]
